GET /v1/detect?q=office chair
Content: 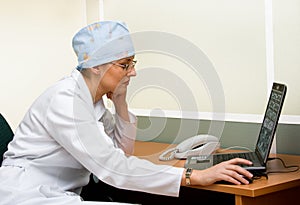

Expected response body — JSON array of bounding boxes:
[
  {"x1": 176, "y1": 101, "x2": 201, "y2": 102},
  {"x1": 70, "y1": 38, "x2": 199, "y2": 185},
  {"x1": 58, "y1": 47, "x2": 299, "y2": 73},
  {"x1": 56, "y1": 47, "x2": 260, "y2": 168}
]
[{"x1": 0, "y1": 113, "x2": 14, "y2": 166}]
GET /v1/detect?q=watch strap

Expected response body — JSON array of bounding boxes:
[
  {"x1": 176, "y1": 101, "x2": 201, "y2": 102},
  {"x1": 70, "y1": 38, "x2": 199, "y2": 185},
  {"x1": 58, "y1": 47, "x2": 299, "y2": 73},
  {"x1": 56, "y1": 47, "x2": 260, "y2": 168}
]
[{"x1": 185, "y1": 168, "x2": 193, "y2": 185}]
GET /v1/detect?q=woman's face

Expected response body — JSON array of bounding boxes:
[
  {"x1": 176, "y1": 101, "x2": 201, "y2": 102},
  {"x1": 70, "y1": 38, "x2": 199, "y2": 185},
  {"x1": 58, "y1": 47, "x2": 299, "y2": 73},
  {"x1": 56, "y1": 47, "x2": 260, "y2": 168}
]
[{"x1": 99, "y1": 56, "x2": 137, "y2": 96}]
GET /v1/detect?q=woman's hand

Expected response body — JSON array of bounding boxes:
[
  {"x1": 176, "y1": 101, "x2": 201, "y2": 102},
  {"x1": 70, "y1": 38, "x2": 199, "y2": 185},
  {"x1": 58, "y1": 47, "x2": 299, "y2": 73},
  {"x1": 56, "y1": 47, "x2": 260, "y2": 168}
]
[
  {"x1": 106, "y1": 76, "x2": 131, "y2": 121},
  {"x1": 186, "y1": 158, "x2": 253, "y2": 186},
  {"x1": 106, "y1": 64, "x2": 135, "y2": 102}
]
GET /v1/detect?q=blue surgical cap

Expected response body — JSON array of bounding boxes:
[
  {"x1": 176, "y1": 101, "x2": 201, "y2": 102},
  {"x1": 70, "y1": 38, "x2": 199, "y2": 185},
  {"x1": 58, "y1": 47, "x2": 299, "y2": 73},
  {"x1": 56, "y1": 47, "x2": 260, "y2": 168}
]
[{"x1": 72, "y1": 21, "x2": 135, "y2": 70}]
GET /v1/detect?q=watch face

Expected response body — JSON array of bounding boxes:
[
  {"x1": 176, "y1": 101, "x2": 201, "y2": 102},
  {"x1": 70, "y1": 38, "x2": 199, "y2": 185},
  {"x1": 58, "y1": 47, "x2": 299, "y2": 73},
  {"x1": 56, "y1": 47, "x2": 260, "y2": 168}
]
[{"x1": 186, "y1": 178, "x2": 191, "y2": 185}]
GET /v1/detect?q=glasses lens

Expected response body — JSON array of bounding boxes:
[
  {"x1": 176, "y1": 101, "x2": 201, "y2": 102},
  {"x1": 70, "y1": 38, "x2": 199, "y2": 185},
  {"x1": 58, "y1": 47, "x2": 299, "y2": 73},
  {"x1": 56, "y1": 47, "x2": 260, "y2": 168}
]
[
  {"x1": 132, "y1": 60, "x2": 137, "y2": 67},
  {"x1": 125, "y1": 60, "x2": 137, "y2": 71},
  {"x1": 111, "y1": 60, "x2": 137, "y2": 71},
  {"x1": 124, "y1": 64, "x2": 129, "y2": 70}
]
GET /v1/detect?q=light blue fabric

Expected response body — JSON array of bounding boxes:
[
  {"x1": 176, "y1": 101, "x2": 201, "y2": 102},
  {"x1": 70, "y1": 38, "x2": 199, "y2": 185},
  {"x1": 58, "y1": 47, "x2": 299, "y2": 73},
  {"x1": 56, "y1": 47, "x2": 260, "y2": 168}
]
[{"x1": 72, "y1": 21, "x2": 135, "y2": 70}]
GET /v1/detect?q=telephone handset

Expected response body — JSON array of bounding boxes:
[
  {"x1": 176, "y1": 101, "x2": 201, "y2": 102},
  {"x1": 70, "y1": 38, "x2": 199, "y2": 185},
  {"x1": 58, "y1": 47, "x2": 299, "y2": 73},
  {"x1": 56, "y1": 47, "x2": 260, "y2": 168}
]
[{"x1": 159, "y1": 134, "x2": 220, "y2": 161}]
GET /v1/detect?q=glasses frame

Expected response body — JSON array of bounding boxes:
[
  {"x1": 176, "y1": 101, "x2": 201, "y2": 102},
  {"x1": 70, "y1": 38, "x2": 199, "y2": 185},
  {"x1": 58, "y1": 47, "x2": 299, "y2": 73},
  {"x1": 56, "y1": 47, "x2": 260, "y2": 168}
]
[{"x1": 111, "y1": 60, "x2": 137, "y2": 71}]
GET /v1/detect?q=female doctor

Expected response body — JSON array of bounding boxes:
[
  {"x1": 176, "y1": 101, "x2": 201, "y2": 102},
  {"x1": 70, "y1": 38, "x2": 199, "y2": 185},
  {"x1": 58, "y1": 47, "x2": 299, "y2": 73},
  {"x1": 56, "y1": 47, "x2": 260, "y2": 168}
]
[{"x1": 0, "y1": 21, "x2": 253, "y2": 205}]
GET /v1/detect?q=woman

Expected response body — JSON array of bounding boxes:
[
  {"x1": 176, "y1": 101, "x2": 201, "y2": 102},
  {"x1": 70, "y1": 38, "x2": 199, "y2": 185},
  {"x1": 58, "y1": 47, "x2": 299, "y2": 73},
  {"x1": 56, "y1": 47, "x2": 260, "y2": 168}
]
[{"x1": 0, "y1": 21, "x2": 253, "y2": 205}]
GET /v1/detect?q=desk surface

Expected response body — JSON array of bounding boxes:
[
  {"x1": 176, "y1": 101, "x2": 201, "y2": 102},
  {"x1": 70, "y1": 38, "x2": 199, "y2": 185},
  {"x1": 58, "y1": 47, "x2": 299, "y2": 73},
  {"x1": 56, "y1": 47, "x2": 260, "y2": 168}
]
[{"x1": 134, "y1": 141, "x2": 300, "y2": 198}]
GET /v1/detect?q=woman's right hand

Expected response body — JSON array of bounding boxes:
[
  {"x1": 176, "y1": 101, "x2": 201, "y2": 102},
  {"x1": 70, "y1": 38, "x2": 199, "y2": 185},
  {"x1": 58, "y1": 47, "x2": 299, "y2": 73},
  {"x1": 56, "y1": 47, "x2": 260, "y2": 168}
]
[{"x1": 185, "y1": 158, "x2": 253, "y2": 186}]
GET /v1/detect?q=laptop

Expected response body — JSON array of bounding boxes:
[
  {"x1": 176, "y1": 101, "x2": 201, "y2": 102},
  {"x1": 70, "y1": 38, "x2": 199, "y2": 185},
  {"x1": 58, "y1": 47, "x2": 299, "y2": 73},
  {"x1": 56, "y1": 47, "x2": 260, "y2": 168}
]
[{"x1": 185, "y1": 82, "x2": 287, "y2": 175}]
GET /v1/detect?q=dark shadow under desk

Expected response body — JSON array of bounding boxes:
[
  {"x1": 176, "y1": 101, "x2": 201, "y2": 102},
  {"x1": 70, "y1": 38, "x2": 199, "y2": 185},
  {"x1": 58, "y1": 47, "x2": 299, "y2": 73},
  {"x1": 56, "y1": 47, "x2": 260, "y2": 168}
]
[{"x1": 80, "y1": 175, "x2": 234, "y2": 205}]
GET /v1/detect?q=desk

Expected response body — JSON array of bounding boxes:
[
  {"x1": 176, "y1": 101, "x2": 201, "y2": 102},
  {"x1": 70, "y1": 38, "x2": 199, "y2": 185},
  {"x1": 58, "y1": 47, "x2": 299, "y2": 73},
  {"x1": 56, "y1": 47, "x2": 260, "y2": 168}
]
[{"x1": 134, "y1": 141, "x2": 300, "y2": 205}]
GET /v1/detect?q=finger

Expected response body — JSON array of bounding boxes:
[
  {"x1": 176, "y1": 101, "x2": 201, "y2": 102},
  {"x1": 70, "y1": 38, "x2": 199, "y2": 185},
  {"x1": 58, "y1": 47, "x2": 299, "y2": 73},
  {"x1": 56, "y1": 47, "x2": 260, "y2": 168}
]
[
  {"x1": 222, "y1": 169, "x2": 251, "y2": 185},
  {"x1": 226, "y1": 164, "x2": 253, "y2": 179},
  {"x1": 238, "y1": 175, "x2": 252, "y2": 184},
  {"x1": 218, "y1": 172, "x2": 242, "y2": 185},
  {"x1": 229, "y1": 158, "x2": 253, "y2": 165},
  {"x1": 227, "y1": 174, "x2": 250, "y2": 185}
]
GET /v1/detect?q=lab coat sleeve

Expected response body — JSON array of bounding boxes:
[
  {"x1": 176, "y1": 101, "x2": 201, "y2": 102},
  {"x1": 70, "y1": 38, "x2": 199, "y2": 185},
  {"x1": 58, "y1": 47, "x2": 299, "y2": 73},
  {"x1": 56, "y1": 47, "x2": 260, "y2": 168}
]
[
  {"x1": 45, "y1": 88, "x2": 184, "y2": 197},
  {"x1": 100, "y1": 109, "x2": 137, "y2": 155}
]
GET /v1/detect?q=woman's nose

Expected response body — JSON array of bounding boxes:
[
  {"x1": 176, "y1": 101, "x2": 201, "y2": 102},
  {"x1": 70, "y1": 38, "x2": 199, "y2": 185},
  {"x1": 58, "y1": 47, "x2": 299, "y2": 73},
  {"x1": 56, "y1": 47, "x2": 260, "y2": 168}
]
[{"x1": 127, "y1": 68, "x2": 136, "y2": 77}]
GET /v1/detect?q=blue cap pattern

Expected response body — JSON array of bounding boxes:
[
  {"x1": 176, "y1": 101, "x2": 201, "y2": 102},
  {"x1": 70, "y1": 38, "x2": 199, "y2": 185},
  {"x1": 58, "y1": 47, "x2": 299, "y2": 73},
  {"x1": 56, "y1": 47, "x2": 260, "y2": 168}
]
[{"x1": 72, "y1": 21, "x2": 135, "y2": 70}]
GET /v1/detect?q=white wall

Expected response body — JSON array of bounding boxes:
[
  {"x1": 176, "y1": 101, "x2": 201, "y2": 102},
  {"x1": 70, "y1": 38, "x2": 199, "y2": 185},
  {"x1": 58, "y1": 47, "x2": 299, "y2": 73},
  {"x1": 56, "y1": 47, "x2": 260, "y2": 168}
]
[
  {"x1": 1, "y1": 0, "x2": 299, "y2": 130},
  {"x1": 0, "y1": 0, "x2": 87, "y2": 130},
  {"x1": 273, "y1": 0, "x2": 300, "y2": 116},
  {"x1": 103, "y1": 0, "x2": 300, "y2": 123}
]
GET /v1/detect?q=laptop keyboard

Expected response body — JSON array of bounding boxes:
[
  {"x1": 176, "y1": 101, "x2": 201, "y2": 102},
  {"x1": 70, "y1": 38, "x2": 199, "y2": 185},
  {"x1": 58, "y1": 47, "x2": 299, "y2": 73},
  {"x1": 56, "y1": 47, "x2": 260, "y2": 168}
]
[{"x1": 213, "y1": 152, "x2": 258, "y2": 165}]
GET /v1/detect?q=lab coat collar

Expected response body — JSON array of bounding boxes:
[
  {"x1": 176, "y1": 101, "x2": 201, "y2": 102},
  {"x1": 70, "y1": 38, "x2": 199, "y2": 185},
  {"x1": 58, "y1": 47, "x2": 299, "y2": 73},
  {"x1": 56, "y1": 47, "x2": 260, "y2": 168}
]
[
  {"x1": 70, "y1": 69, "x2": 106, "y2": 121},
  {"x1": 94, "y1": 100, "x2": 106, "y2": 121},
  {"x1": 71, "y1": 69, "x2": 94, "y2": 107}
]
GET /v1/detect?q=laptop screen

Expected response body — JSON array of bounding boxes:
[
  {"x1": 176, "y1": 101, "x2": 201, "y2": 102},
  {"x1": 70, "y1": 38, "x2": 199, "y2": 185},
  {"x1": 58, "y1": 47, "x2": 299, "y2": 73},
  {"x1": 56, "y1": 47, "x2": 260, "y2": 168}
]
[{"x1": 256, "y1": 82, "x2": 287, "y2": 164}]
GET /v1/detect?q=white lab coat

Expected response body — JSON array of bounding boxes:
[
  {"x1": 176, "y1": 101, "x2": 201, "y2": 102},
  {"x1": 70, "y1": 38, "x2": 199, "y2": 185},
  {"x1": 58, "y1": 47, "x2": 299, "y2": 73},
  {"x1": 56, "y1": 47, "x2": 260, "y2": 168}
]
[{"x1": 0, "y1": 69, "x2": 184, "y2": 205}]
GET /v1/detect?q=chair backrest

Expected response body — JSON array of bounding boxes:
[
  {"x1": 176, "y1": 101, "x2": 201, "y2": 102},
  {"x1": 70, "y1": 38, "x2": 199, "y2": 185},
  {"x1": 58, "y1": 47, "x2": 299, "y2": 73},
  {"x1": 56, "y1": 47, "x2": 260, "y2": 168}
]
[{"x1": 0, "y1": 113, "x2": 14, "y2": 165}]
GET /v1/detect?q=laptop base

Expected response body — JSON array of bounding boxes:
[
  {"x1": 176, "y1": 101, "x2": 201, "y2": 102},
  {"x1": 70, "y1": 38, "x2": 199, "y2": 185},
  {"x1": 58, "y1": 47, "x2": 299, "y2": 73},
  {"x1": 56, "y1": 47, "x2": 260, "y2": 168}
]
[{"x1": 184, "y1": 155, "x2": 267, "y2": 176}]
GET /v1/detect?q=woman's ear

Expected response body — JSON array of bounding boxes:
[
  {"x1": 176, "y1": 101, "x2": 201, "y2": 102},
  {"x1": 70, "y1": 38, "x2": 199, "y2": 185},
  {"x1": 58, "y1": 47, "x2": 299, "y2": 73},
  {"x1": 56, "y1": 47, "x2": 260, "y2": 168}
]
[
  {"x1": 92, "y1": 64, "x2": 110, "y2": 75},
  {"x1": 91, "y1": 66, "x2": 101, "y2": 75}
]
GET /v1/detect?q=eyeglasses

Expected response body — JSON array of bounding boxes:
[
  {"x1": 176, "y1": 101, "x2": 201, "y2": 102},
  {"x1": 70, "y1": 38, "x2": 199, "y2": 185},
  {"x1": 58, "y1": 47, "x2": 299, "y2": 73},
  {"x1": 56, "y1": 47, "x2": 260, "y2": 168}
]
[{"x1": 111, "y1": 60, "x2": 137, "y2": 71}]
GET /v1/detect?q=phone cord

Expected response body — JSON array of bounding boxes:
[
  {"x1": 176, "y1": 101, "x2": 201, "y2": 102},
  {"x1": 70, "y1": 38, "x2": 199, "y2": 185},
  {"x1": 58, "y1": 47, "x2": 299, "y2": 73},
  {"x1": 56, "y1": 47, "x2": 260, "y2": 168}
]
[{"x1": 158, "y1": 148, "x2": 179, "y2": 161}]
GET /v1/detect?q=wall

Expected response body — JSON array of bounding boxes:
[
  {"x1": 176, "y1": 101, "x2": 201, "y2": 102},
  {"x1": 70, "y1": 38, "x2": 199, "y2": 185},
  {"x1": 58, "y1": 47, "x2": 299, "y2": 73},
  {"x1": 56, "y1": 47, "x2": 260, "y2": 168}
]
[
  {"x1": 0, "y1": 0, "x2": 87, "y2": 129},
  {"x1": 136, "y1": 116, "x2": 300, "y2": 155},
  {"x1": 102, "y1": 0, "x2": 300, "y2": 155},
  {"x1": 103, "y1": 0, "x2": 300, "y2": 119},
  {"x1": 0, "y1": 0, "x2": 299, "y2": 155}
]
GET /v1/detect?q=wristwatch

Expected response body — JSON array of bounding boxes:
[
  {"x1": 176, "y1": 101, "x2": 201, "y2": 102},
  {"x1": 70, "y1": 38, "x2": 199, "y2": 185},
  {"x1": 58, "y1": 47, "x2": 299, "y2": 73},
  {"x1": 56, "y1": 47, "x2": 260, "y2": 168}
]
[{"x1": 185, "y1": 168, "x2": 193, "y2": 185}]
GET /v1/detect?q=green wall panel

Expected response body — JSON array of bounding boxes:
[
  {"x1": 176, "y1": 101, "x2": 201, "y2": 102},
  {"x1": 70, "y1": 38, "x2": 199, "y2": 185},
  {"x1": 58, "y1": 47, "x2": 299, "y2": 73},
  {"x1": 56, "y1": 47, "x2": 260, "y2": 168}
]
[{"x1": 137, "y1": 116, "x2": 300, "y2": 155}]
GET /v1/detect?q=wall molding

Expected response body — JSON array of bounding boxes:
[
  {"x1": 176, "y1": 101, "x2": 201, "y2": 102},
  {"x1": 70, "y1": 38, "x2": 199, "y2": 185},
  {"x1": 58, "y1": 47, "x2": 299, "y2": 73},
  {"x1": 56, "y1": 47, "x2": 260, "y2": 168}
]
[
  {"x1": 131, "y1": 108, "x2": 300, "y2": 125},
  {"x1": 99, "y1": 0, "x2": 104, "y2": 21},
  {"x1": 265, "y1": 0, "x2": 275, "y2": 93}
]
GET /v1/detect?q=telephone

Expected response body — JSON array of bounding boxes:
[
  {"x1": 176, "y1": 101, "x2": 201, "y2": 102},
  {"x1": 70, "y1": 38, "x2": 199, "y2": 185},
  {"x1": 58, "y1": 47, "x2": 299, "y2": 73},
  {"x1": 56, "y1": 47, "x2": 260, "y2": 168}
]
[{"x1": 159, "y1": 134, "x2": 220, "y2": 161}]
